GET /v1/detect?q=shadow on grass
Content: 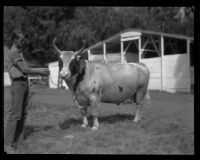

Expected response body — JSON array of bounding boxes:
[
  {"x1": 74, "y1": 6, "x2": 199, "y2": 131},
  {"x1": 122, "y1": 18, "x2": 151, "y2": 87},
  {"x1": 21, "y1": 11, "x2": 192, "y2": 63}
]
[
  {"x1": 59, "y1": 113, "x2": 134, "y2": 130},
  {"x1": 24, "y1": 125, "x2": 53, "y2": 139}
]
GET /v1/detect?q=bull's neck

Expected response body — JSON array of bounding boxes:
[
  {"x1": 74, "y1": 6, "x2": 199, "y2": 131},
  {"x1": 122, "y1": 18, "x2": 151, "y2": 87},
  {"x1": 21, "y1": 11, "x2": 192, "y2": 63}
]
[
  {"x1": 64, "y1": 73, "x2": 85, "y2": 93},
  {"x1": 64, "y1": 59, "x2": 88, "y2": 93},
  {"x1": 64, "y1": 75, "x2": 76, "y2": 92}
]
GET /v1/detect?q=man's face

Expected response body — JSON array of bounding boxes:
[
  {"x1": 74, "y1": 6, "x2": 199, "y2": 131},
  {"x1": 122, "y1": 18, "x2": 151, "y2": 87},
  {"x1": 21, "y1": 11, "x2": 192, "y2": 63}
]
[{"x1": 15, "y1": 33, "x2": 26, "y2": 49}]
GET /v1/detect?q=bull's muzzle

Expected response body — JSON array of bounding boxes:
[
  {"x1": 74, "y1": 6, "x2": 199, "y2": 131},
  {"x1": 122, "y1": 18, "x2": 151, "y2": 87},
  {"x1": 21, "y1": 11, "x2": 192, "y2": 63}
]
[{"x1": 60, "y1": 72, "x2": 70, "y2": 80}]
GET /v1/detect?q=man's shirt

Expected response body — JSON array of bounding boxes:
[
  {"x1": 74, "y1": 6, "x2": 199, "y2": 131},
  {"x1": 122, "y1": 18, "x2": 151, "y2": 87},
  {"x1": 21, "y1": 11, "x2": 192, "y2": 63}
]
[{"x1": 6, "y1": 45, "x2": 28, "y2": 80}]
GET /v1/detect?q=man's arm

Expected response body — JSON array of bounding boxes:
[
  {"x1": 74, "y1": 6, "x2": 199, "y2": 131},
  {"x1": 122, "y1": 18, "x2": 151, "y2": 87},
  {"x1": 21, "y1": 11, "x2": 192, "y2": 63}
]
[{"x1": 16, "y1": 60, "x2": 49, "y2": 76}]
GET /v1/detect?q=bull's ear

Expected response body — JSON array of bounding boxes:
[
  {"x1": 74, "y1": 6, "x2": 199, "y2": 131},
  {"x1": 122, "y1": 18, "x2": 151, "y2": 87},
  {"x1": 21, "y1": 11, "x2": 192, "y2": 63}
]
[
  {"x1": 78, "y1": 57, "x2": 86, "y2": 74},
  {"x1": 74, "y1": 40, "x2": 86, "y2": 55}
]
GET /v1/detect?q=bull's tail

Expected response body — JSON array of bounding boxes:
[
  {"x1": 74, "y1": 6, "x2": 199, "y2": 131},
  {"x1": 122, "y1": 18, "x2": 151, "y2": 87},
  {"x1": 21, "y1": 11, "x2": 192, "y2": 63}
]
[{"x1": 146, "y1": 90, "x2": 150, "y2": 105}]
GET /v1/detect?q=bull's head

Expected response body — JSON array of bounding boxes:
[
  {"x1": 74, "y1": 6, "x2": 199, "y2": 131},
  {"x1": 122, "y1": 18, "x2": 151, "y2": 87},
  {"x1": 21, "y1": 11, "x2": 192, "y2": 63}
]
[{"x1": 52, "y1": 38, "x2": 86, "y2": 79}]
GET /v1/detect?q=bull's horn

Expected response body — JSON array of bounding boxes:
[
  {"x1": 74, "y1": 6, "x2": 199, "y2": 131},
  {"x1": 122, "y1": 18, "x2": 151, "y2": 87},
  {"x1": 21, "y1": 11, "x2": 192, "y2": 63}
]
[
  {"x1": 74, "y1": 40, "x2": 86, "y2": 55},
  {"x1": 52, "y1": 37, "x2": 62, "y2": 56}
]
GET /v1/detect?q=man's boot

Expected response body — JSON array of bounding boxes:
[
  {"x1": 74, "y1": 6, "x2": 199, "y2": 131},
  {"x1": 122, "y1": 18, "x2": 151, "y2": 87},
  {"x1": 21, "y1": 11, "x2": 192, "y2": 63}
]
[{"x1": 4, "y1": 120, "x2": 18, "y2": 154}]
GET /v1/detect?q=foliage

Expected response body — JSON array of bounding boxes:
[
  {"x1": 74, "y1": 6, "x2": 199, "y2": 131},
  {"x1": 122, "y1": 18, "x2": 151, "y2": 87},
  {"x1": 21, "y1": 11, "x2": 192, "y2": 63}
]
[
  {"x1": 4, "y1": 6, "x2": 26, "y2": 48},
  {"x1": 4, "y1": 6, "x2": 194, "y2": 65}
]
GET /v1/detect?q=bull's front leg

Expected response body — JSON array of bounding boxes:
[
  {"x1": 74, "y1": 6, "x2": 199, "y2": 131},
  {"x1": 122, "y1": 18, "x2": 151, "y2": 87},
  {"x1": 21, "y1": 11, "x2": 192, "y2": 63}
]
[
  {"x1": 72, "y1": 96, "x2": 88, "y2": 128},
  {"x1": 80, "y1": 107, "x2": 88, "y2": 128},
  {"x1": 90, "y1": 94, "x2": 100, "y2": 131}
]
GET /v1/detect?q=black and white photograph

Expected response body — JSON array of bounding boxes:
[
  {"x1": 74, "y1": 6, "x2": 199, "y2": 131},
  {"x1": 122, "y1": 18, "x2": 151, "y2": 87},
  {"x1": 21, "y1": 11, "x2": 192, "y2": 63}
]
[{"x1": 3, "y1": 6, "x2": 195, "y2": 154}]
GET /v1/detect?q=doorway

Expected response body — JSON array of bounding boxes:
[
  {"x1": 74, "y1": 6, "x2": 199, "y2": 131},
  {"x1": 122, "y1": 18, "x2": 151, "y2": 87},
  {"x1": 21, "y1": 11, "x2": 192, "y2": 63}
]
[{"x1": 123, "y1": 39, "x2": 139, "y2": 63}]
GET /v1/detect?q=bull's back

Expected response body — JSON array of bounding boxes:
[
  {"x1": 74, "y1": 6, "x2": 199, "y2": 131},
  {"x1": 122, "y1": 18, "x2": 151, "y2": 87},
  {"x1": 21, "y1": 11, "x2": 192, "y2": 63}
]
[{"x1": 86, "y1": 62, "x2": 149, "y2": 103}]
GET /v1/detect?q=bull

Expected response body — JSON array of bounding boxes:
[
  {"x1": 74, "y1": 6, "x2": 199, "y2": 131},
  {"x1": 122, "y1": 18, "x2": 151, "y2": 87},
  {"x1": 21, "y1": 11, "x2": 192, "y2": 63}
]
[{"x1": 53, "y1": 38, "x2": 150, "y2": 131}]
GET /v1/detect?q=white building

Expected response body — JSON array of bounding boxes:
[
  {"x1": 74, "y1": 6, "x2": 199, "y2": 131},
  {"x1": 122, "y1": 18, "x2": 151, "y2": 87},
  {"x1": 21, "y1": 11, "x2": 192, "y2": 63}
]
[
  {"x1": 48, "y1": 61, "x2": 68, "y2": 89},
  {"x1": 4, "y1": 72, "x2": 12, "y2": 86},
  {"x1": 4, "y1": 46, "x2": 12, "y2": 86},
  {"x1": 84, "y1": 28, "x2": 194, "y2": 93}
]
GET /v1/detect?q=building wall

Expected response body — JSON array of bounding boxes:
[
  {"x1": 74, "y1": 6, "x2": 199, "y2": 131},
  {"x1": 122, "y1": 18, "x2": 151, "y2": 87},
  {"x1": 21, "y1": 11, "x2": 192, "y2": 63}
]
[
  {"x1": 4, "y1": 72, "x2": 11, "y2": 86},
  {"x1": 87, "y1": 30, "x2": 192, "y2": 93},
  {"x1": 121, "y1": 31, "x2": 141, "y2": 39},
  {"x1": 48, "y1": 61, "x2": 59, "y2": 88},
  {"x1": 140, "y1": 57, "x2": 162, "y2": 90},
  {"x1": 90, "y1": 53, "x2": 121, "y2": 63},
  {"x1": 4, "y1": 46, "x2": 11, "y2": 86},
  {"x1": 48, "y1": 61, "x2": 68, "y2": 89},
  {"x1": 89, "y1": 52, "x2": 190, "y2": 92},
  {"x1": 140, "y1": 54, "x2": 189, "y2": 93},
  {"x1": 90, "y1": 54, "x2": 104, "y2": 62},
  {"x1": 125, "y1": 52, "x2": 138, "y2": 63},
  {"x1": 106, "y1": 53, "x2": 121, "y2": 63},
  {"x1": 163, "y1": 54, "x2": 189, "y2": 93}
]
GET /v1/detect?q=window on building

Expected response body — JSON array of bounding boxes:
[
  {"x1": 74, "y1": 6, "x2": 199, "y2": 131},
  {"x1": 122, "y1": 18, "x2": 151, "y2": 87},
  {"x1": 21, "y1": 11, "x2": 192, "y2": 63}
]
[
  {"x1": 164, "y1": 37, "x2": 186, "y2": 55},
  {"x1": 124, "y1": 41, "x2": 138, "y2": 53},
  {"x1": 142, "y1": 51, "x2": 159, "y2": 59},
  {"x1": 141, "y1": 35, "x2": 160, "y2": 59},
  {"x1": 106, "y1": 41, "x2": 120, "y2": 54},
  {"x1": 123, "y1": 40, "x2": 139, "y2": 63},
  {"x1": 91, "y1": 45, "x2": 103, "y2": 55},
  {"x1": 90, "y1": 45, "x2": 104, "y2": 62},
  {"x1": 106, "y1": 41, "x2": 121, "y2": 63}
]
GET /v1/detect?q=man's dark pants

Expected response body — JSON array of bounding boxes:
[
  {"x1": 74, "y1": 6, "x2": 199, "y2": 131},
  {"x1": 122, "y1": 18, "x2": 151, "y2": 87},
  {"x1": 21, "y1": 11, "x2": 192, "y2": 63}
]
[{"x1": 4, "y1": 80, "x2": 29, "y2": 148}]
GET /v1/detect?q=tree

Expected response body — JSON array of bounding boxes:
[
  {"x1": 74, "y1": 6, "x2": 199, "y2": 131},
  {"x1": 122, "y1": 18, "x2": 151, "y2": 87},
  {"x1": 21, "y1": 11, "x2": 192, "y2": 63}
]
[
  {"x1": 147, "y1": 7, "x2": 194, "y2": 36},
  {"x1": 20, "y1": 7, "x2": 75, "y2": 64},
  {"x1": 4, "y1": 7, "x2": 194, "y2": 65},
  {"x1": 4, "y1": 6, "x2": 26, "y2": 48}
]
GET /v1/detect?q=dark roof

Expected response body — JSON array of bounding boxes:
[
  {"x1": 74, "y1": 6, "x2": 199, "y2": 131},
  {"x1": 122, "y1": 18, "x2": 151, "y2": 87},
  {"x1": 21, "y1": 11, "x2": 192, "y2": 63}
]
[{"x1": 84, "y1": 28, "x2": 194, "y2": 51}]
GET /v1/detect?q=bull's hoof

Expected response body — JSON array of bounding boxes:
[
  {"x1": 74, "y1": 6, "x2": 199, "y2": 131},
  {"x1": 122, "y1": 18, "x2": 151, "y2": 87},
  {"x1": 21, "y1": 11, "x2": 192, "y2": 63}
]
[
  {"x1": 81, "y1": 124, "x2": 88, "y2": 128},
  {"x1": 133, "y1": 115, "x2": 144, "y2": 122},
  {"x1": 133, "y1": 117, "x2": 141, "y2": 122},
  {"x1": 91, "y1": 126, "x2": 99, "y2": 131}
]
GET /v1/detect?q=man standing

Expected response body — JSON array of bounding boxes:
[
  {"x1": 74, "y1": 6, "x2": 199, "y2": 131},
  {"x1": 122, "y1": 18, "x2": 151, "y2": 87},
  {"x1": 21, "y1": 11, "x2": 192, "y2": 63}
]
[{"x1": 4, "y1": 30, "x2": 50, "y2": 154}]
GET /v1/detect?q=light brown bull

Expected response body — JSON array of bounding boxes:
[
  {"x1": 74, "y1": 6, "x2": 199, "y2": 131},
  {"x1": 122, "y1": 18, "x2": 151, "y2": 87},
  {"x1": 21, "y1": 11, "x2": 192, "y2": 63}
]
[{"x1": 53, "y1": 38, "x2": 150, "y2": 131}]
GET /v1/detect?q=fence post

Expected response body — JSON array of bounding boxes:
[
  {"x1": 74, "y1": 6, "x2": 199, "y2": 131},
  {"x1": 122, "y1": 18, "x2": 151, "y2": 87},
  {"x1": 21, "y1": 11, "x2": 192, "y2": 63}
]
[
  {"x1": 103, "y1": 43, "x2": 106, "y2": 62},
  {"x1": 120, "y1": 40, "x2": 124, "y2": 63},
  {"x1": 161, "y1": 35, "x2": 164, "y2": 91},
  {"x1": 187, "y1": 39, "x2": 191, "y2": 93}
]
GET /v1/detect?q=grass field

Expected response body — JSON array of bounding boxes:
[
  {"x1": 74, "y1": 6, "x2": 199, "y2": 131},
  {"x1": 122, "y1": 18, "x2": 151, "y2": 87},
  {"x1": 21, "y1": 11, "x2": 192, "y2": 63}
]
[{"x1": 4, "y1": 87, "x2": 194, "y2": 154}]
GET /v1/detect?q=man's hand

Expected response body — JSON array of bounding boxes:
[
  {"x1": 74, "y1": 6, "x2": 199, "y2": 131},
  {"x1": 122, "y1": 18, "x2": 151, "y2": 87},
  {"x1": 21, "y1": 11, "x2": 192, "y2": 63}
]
[
  {"x1": 17, "y1": 61, "x2": 49, "y2": 76},
  {"x1": 39, "y1": 68, "x2": 50, "y2": 76}
]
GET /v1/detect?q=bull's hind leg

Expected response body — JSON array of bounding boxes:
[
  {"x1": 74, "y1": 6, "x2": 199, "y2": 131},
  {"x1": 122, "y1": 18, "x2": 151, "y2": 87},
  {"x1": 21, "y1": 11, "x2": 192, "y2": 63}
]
[
  {"x1": 133, "y1": 89, "x2": 147, "y2": 122},
  {"x1": 80, "y1": 107, "x2": 88, "y2": 128},
  {"x1": 133, "y1": 102, "x2": 144, "y2": 122}
]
